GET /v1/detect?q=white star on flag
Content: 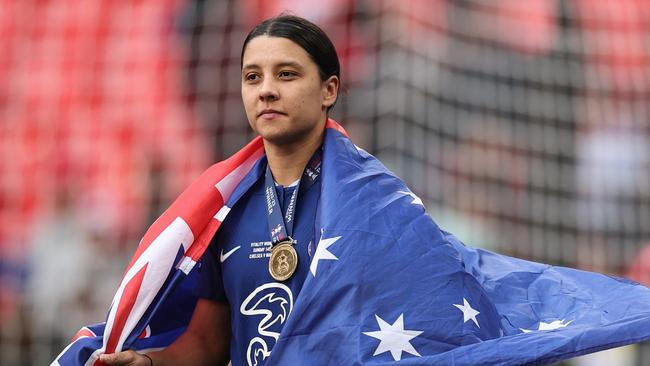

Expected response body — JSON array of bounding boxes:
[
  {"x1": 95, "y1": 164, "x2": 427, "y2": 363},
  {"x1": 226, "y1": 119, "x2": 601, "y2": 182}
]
[
  {"x1": 453, "y1": 298, "x2": 480, "y2": 328},
  {"x1": 363, "y1": 313, "x2": 423, "y2": 361},
  {"x1": 398, "y1": 190, "x2": 424, "y2": 206},
  {"x1": 521, "y1": 319, "x2": 572, "y2": 333},
  {"x1": 310, "y1": 235, "x2": 340, "y2": 276}
]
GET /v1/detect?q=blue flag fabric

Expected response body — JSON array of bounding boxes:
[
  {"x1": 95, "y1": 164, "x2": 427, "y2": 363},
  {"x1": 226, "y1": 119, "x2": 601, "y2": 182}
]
[
  {"x1": 265, "y1": 128, "x2": 650, "y2": 365},
  {"x1": 55, "y1": 123, "x2": 650, "y2": 365}
]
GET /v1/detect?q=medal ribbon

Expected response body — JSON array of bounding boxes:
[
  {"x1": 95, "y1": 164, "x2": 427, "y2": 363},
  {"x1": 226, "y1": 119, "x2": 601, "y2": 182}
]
[{"x1": 265, "y1": 148, "x2": 322, "y2": 245}]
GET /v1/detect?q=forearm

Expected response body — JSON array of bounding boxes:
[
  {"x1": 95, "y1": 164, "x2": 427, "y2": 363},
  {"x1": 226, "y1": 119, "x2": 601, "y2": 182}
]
[
  {"x1": 147, "y1": 328, "x2": 229, "y2": 366},
  {"x1": 100, "y1": 300, "x2": 231, "y2": 366}
]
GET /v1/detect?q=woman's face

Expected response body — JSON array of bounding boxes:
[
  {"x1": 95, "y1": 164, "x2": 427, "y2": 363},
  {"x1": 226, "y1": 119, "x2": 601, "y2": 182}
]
[{"x1": 241, "y1": 35, "x2": 338, "y2": 146}]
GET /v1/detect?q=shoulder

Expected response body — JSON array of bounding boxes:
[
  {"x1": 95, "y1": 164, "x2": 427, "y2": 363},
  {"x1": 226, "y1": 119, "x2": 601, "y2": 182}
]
[{"x1": 321, "y1": 128, "x2": 435, "y2": 241}]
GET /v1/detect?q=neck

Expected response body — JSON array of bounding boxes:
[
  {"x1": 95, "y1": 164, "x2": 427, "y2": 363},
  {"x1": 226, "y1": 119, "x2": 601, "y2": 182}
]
[{"x1": 265, "y1": 124, "x2": 325, "y2": 186}]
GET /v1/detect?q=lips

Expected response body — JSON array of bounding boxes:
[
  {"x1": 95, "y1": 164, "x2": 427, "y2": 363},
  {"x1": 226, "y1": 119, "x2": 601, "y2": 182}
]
[{"x1": 258, "y1": 109, "x2": 286, "y2": 119}]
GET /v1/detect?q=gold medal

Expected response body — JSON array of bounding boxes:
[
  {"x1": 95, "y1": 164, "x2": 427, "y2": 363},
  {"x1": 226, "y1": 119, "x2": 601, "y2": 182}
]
[{"x1": 269, "y1": 240, "x2": 298, "y2": 281}]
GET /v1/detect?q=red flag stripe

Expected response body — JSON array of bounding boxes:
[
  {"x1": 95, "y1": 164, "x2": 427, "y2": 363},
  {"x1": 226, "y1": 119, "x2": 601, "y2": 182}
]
[
  {"x1": 71, "y1": 327, "x2": 97, "y2": 342},
  {"x1": 105, "y1": 263, "x2": 148, "y2": 354}
]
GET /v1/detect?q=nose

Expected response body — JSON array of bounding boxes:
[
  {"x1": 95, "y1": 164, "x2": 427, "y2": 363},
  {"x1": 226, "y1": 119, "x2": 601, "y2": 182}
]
[{"x1": 259, "y1": 77, "x2": 279, "y2": 102}]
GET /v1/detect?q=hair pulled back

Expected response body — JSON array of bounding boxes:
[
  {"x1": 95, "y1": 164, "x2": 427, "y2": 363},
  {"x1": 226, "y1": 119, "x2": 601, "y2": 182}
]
[{"x1": 241, "y1": 15, "x2": 341, "y2": 84}]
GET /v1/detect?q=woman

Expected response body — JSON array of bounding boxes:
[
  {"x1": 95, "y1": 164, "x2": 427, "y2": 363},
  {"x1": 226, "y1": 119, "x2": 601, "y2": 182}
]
[
  {"x1": 71, "y1": 14, "x2": 650, "y2": 366},
  {"x1": 100, "y1": 15, "x2": 340, "y2": 366}
]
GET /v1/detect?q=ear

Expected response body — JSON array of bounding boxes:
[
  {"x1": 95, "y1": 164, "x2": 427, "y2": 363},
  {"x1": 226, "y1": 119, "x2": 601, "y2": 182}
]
[{"x1": 321, "y1": 75, "x2": 339, "y2": 108}]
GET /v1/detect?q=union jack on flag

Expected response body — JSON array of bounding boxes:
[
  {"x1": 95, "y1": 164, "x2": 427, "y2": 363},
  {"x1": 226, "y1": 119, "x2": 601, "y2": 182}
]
[{"x1": 51, "y1": 117, "x2": 280, "y2": 365}]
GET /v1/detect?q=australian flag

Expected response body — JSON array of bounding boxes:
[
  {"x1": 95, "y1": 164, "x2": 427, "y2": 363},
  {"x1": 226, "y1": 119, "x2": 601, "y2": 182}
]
[{"x1": 54, "y1": 120, "x2": 650, "y2": 366}]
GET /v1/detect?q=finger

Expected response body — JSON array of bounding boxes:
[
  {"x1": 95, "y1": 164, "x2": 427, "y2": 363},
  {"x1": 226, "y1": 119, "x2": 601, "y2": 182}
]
[
  {"x1": 99, "y1": 350, "x2": 136, "y2": 365},
  {"x1": 98, "y1": 353, "x2": 116, "y2": 364}
]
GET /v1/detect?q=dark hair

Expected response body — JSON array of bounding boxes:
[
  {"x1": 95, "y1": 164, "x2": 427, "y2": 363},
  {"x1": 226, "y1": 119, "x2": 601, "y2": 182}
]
[{"x1": 241, "y1": 15, "x2": 341, "y2": 84}]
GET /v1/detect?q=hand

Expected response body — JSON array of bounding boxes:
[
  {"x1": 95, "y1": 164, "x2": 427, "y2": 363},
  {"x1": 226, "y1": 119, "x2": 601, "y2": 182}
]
[{"x1": 99, "y1": 350, "x2": 152, "y2": 366}]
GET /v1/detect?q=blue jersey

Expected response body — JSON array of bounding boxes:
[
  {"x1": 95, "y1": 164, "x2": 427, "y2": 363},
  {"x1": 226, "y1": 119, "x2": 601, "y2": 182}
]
[{"x1": 197, "y1": 158, "x2": 321, "y2": 366}]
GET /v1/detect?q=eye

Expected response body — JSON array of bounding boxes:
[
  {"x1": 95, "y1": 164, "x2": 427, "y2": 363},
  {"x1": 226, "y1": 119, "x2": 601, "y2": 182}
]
[
  {"x1": 244, "y1": 73, "x2": 260, "y2": 82},
  {"x1": 278, "y1": 70, "x2": 298, "y2": 80}
]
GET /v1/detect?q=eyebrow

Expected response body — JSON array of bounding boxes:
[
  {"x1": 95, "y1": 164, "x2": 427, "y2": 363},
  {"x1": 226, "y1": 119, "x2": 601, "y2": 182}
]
[{"x1": 242, "y1": 61, "x2": 304, "y2": 72}]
